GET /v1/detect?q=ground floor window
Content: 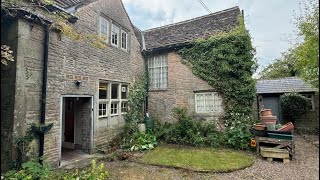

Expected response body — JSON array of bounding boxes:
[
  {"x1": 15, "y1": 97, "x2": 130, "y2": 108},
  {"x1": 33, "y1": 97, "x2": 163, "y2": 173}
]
[
  {"x1": 99, "y1": 81, "x2": 129, "y2": 118},
  {"x1": 121, "y1": 102, "x2": 128, "y2": 113},
  {"x1": 99, "y1": 103, "x2": 108, "y2": 117},
  {"x1": 195, "y1": 92, "x2": 223, "y2": 114}
]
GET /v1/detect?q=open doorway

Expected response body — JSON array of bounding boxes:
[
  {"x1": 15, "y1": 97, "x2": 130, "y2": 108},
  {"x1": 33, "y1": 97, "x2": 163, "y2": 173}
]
[{"x1": 60, "y1": 96, "x2": 93, "y2": 166}]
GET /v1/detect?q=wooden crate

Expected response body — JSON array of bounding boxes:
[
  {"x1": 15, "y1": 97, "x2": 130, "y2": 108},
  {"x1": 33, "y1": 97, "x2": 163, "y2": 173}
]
[{"x1": 260, "y1": 147, "x2": 290, "y2": 163}]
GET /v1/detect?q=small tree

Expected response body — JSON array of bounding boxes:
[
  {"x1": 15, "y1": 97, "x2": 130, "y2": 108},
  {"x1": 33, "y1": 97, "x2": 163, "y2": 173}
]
[{"x1": 280, "y1": 92, "x2": 311, "y2": 124}]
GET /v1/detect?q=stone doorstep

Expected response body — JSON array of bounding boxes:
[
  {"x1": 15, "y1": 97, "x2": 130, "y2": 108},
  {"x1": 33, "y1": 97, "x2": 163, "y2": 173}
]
[{"x1": 60, "y1": 153, "x2": 106, "y2": 170}]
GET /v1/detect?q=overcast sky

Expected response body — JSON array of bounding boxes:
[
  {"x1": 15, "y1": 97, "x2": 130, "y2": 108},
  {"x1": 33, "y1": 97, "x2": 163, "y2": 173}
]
[{"x1": 122, "y1": 0, "x2": 301, "y2": 75}]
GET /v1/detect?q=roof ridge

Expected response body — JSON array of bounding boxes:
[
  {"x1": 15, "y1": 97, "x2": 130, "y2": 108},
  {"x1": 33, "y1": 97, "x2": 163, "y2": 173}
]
[{"x1": 143, "y1": 6, "x2": 239, "y2": 32}]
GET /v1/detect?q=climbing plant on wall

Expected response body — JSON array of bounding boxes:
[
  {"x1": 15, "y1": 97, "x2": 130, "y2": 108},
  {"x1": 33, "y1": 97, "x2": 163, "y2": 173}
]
[
  {"x1": 123, "y1": 73, "x2": 148, "y2": 140},
  {"x1": 179, "y1": 16, "x2": 257, "y2": 129}
]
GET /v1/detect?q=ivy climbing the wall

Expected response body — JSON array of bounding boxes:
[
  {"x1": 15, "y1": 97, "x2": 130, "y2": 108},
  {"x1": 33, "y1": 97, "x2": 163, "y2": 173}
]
[
  {"x1": 122, "y1": 73, "x2": 148, "y2": 142},
  {"x1": 179, "y1": 17, "x2": 257, "y2": 149},
  {"x1": 13, "y1": 123, "x2": 53, "y2": 169}
]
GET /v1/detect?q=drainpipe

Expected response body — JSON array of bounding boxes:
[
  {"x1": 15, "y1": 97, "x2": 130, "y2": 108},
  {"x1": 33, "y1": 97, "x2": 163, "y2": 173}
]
[
  {"x1": 39, "y1": 25, "x2": 49, "y2": 163},
  {"x1": 141, "y1": 32, "x2": 148, "y2": 114},
  {"x1": 144, "y1": 57, "x2": 149, "y2": 113}
]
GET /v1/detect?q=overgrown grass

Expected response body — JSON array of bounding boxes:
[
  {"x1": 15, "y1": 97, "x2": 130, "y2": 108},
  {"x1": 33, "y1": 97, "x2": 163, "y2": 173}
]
[{"x1": 139, "y1": 145, "x2": 254, "y2": 172}]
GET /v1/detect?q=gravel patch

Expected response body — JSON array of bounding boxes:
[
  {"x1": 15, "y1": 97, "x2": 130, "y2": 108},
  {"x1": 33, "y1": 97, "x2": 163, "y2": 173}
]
[{"x1": 104, "y1": 135, "x2": 319, "y2": 180}]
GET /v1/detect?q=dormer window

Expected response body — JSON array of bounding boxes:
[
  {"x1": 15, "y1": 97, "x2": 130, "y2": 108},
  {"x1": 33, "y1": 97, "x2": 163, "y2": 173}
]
[
  {"x1": 121, "y1": 30, "x2": 128, "y2": 50},
  {"x1": 99, "y1": 17, "x2": 108, "y2": 43},
  {"x1": 111, "y1": 24, "x2": 119, "y2": 46}
]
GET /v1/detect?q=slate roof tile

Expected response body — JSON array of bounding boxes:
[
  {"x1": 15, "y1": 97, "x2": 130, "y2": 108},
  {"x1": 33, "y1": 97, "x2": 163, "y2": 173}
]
[
  {"x1": 142, "y1": 6, "x2": 241, "y2": 51},
  {"x1": 256, "y1": 77, "x2": 316, "y2": 94}
]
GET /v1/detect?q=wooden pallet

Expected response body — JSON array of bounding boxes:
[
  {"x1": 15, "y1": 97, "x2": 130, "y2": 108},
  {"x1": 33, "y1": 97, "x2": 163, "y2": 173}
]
[
  {"x1": 256, "y1": 136, "x2": 295, "y2": 160},
  {"x1": 260, "y1": 147, "x2": 290, "y2": 163},
  {"x1": 265, "y1": 157, "x2": 290, "y2": 163}
]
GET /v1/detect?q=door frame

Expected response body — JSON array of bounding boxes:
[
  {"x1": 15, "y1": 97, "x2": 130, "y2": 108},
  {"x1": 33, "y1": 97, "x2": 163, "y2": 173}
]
[{"x1": 59, "y1": 95, "x2": 94, "y2": 166}]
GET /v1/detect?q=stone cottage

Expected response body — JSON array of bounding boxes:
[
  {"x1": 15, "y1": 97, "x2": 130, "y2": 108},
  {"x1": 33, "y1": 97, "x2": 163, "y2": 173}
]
[
  {"x1": 137, "y1": 6, "x2": 241, "y2": 123},
  {"x1": 1, "y1": 0, "x2": 243, "y2": 171}
]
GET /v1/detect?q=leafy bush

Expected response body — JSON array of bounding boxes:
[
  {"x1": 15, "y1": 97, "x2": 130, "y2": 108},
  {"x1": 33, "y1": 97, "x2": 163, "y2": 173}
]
[
  {"x1": 122, "y1": 132, "x2": 157, "y2": 151},
  {"x1": 224, "y1": 124, "x2": 252, "y2": 149},
  {"x1": 280, "y1": 92, "x2": 311, "y2": 123},
  {"x1": 54, "y1": 160, "x2": 109, "y2": 179},
  {"x1": 4, "y1": 158, "x2": 53, "y2": 179},
  {"x1": 4, "y1": 159, "x2": 109, "y2": 180},
  {"x1": 153, "y1": 107, "x2": 254, "y2": 149},
  {"x1": 156, "y1": 107, "x2": 224, "y2": 147}
]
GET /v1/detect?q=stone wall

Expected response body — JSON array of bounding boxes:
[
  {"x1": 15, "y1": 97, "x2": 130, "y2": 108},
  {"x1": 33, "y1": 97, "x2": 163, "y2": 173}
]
[
  {"x1": 295, "y1": 94, "x2": 319, "y2": 133},
  {"x1": 7, "y1": 0, "x2": 144, "y2": 167},
  {"x1": 1, "y1": 19, "x2": 18, "y2": 173},
  {"x1": 148, "y1": 52, "x2": 218, "y2": 123}
]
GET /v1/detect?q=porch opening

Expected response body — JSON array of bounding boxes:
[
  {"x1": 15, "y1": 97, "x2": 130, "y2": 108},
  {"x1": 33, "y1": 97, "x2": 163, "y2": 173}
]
[{"x1": 60, "y1": 97, "x2": 92, "y2": 166}]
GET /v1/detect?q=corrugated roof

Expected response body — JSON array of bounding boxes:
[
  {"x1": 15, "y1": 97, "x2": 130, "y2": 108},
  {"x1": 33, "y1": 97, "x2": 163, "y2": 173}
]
[
  {"x1": 142, "y1": 6, "x2": 240, "y2": 51},
  {"x1": 256, "y1": 77, "x2": 316, "y2": 94}
]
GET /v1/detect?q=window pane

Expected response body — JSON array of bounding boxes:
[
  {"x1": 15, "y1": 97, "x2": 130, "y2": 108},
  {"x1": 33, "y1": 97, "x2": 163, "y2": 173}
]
[
  {"x1": 195, "y1": 92, "x2": 223, "y2": 113},
  {"x1": 111, "y1": 102, "x2": 118, "y2": 115},
  {"x1": 121, "y1": 85, "x2": 128, "y2": 99},
  {"x1": 99, "y1": 103, "x2": 107, "y2": 117},
  {"x1": 121, "y1": 102, "x2": 127, "y2": 112},
  {"x1": 100, "y1": 17, "x2": 108, "y2": 41},
  {"x1": 121, "y1": 31, "x2": 127, "y2": 49},
  {"x1": 99, "y1": 83, "x2": 108, "y2": 99},
  {"x1": 148, "y1": 55, "x2": 168, "y2": 89},
  {"x1": 112, "y1": 24, "x2": 119, "y2": 45},
  {"x1": 111, "y1": 84, "x2": 118, "y2": 99}
]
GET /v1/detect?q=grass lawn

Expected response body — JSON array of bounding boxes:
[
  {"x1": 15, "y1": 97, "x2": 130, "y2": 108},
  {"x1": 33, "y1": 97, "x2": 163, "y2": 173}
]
[{"x1": 139, "y1": 145, "x2": 255, "y2": 172}]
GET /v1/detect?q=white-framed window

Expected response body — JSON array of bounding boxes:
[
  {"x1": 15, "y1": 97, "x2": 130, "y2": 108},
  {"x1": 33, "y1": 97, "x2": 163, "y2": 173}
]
[
  {"x1": 111, "y1": 24, "x2": 119, "y2": 46},
  {"x1": 99, "y1": 17, "x2": 108, "y2": 43},
  {"x1": 121, "y1": 102, "x2": 128, "y2": 113},
  {"x1": 99, "y1": 103, "x2": 108, "y2": 117},
  {"x1": 99, "y1": 83, "x2": 108, "y2": 99},
  {"x1": 121, "y1": 30, "x2": 128, "y2": 50},
  {"x1": 111, "y1": 102, "x2": 118, "y2": 115},
  {"x1": 99, "y1": 81, "x2": 129, "y2": 118},
  {"x1": 121, "y1": 84, "x2": 128, "y2": 113},
  {"x1": 195, "y1": 92, "x2": 223, "y2": 114},
  {"x1": 301, "y1": 94, "x2": 315, "y2": 111},
  {"x1": 148, "y1": 54, "x2": 168, "y2": 89}
]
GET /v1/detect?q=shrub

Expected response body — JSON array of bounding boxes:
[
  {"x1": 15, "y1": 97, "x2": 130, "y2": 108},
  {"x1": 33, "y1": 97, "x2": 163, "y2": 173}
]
[
  {"x1": 224, "y1": 124, "x2": 252, "y2": 149},
  {"x1": 156, "y1": 107, "x2": 224, "y2": 147},
  {"x1": 4, "y1": 159, "x2": 109, "y2": 180},
  {"x1": 60, "y1": 159, "x2": 109, "y2": 179},
  {"x1": 122, "y1": 132, "x2": 158, "y2": 151},
  {"x1": 280, "y1": 92, "x2": 311, "y2": 123},
  {"x1": 4, "y1": 158, "x2": 52, "y2": 179},
  {"x1": 153, "y1": 107, "x2": 254, "y2": 149}
]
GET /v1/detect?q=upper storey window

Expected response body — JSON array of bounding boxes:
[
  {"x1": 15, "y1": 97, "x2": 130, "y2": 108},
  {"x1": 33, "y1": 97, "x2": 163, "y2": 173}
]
[
  {"x1": 111, "y1": 24, "x2": 119, "y2": 46},
  {"x1": 99, "y1": 15, "x2": 129, "y2": 52},
  {"x1": 148, "y1": 54, "x2": 168, "y2": 90},
  {"x1": 121, "y1": 30, "x2": 128, "y2": 50},
  {"x1": 99, "y1": 17, "x2": 108, "y2": 43}
]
